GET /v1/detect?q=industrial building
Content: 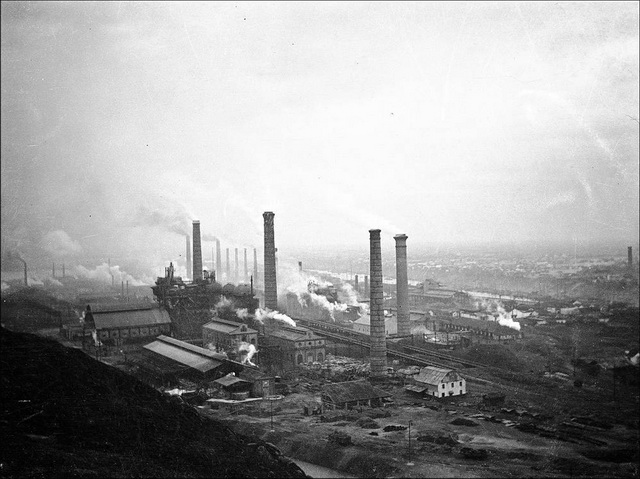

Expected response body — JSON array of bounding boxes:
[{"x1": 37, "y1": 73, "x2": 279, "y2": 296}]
[
  {"x1": 202, "y1": 318, "x2": 259, "y2": 351},
  {"x1": 321, "y1": 380, "x2": 392, "y2": 410},
  {"x1": 137, "y1": 335, "x2": 244, "y2": 387},
  {"x1": 152, "y1": 220, "x2": 259, "y2": 339},
  {"x1": 263, "y1": 324, "x2": 326, "y2": 367},
  {"x1": 85, "y1": 303, "x2": 171, "y2": 343}
]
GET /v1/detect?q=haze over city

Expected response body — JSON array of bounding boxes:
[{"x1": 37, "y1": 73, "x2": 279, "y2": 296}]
[{"x1": 2, "y1": 1, "x2": 638, "y2": 282}]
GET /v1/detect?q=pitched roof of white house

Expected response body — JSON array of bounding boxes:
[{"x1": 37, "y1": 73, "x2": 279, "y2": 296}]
[{"x1": 414, "y1": 366, "x2": 456, "y2": 385}]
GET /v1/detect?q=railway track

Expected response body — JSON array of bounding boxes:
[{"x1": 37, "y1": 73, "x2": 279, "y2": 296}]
[{"x1": 294, "y1": 317, "x2": 489, "y2": 370}]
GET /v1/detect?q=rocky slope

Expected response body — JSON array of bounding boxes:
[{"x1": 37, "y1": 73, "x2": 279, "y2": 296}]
[{"x1": 0, "y1": 327, "x2": 307, "y2": 478}]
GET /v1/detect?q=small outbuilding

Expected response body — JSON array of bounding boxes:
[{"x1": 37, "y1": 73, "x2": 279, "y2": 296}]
[{"x1": 321, "y1": 379, "x2": 392, "y2": 410}]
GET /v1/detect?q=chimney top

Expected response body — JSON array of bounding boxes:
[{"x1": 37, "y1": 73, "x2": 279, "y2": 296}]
[
  {"x1": 369, "y1": 229, "x2": 381, "y2": 234},
  {"x1": 394, "y1": 234, "x2": 408, "y2": 240},
  {"x1": 193, "y1": 220, "x2": 200, "y2": 224}
]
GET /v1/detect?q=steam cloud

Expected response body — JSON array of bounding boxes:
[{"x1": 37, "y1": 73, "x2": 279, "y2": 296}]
[
  {"x1": 41, "y1": 230, "x2": 82, "y2": 257},
  {"x1": 74, "y1": 262, "x2": 150, "y2": 287},
  {"x1": 133, "y1": 204, "x2": 191, "y2": 236},
  {"x1": 254, "y1": 307, "x2": 296, "y2": 327},
  {"x1": 238, "y1": 341, "x2": 258, "y2": 366}
]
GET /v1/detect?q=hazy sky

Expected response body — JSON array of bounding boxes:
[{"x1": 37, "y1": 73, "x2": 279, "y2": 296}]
[{"x1": 1, "y1": 1, "x2": 638, "y2": 277}]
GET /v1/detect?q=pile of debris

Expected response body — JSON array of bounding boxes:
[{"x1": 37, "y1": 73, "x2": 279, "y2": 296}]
[{"x1": 316, "y1": 355, "x2": 371, "y2": 380}]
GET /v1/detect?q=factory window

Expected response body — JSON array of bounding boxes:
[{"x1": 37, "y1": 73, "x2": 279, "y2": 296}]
[
  {"x1": 297, "y1": 354, "x2": 303, "y2": 365},
  {"x1": 308, "y1": 342, "x2": 312, "y2": 346},
  {"x1": 317, "y1": 352, "x2": 323, "y2": 362},
  {"x1": 451, "y1": 383, "x2": 454, "y2": 388},
  {"x1": 251, "y1": 338, "x2": 255, "y2": 345},
  {"x1": 459, "y1": 381, "x2": 462, "y2": 386},
  {"x1": 441, "y1": 384, "x2": 445, "y2": 389},
  {"x1": 242, "y1": 335, "x2": 247, "y2": 342},
  {"x1": 441, "y1": 393, "x2": 445, "y2": 398}
]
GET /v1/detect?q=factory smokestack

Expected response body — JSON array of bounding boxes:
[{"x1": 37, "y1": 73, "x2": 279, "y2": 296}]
[
  {"x1": 244, "y1": 248, "x2": 248, "y2": 282},
  {"x1": 263, "y1": 212, "x2": 278, "y2": 310},
  {"x1": 186, "y1": 235, "x2": 192, "y2": 280},
  {"x1": 628, "y1": 246, "x2": 633, "y2": 271},
  {"x1": 253, "y1": 248, "x2": 258, "y2": 288},
  {"x1": 52, "y1": 262, "x2": 55, "y2": 278},
  {"x1": 216, "y1": 239, "x2": 222, "y2": 283},
  {"x1": 355, "y1": 274, "x2": 359, "y2": 293},
  {"x1": 298, "y1": 261, "x2": 302, "y2": 272},
  {"x1": 226, "y1": 248, "x2": 230, "y2": 281},
  {"x1": 235, "y1": 248, "x2": 239, "y2": 283},
  {"x1": 364, "y1": 275, "x2": 369, "y2": 297},
  {"x1": 192, "y1": 221, "x2": 202, "y2": 281},
  {"x1": 394, "y1": 234, "x2": 410, "y2": 337},
  {"x1": 369, "y1": 229, "x2": 386, "y2": 378},
  {"x1": 62, "y1": 263, "x2": 65, "y2": 278}
]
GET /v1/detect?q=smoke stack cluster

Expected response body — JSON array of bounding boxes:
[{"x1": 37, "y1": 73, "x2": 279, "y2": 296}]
[
  {"x1": 192, "y1": 221, "x2": 202, "y2": 281},
  {"x1": 394, "y1": 234, "x2": 410, "y2": 336},
  {"x1": 186, "y1": 235, "x2": 192, "y2": 280},
  {"x1": 244, "y1": 248, "x2": 248, "y2": 282},
  {"x1": 369, "y1": 229, "x2": 386, "y2": 377},
  {"x1": 216, "y1": 239, "x2": 222, "y2": 282},
  {"x1": 233, "y1": 248, "x2": 240, "y2": 283},
  {"x1": 263, "y1": 212, "x2": 278, "y2": 310}
]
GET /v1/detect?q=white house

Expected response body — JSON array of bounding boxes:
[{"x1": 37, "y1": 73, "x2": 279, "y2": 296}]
[{"x1": 409, "y1": 366, "x2": 466, "y2": 398}]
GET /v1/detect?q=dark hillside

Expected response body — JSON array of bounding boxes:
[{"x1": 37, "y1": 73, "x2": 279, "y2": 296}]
[{"x1": 0, "y1": 327, "x2": 307, "y2": 478}]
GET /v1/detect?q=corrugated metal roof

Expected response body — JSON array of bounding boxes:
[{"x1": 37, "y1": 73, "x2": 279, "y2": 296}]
[
  {"x1": 214, "y1": 375, "x2": 251, "y2": 387},
  {"x1": 322, "y1": 380, "x2": 391, "y2": 404},
  {"x1": 414, "y1": 366, "x2": 455, "y2": 385},
  {"x1": 156, "y1": 335, "x2": 227, "y2": 361},
  {"x1": 203, "y1": 320, "x2": 257, "y2": 335},
  {"x1": 405, "y1": 385, "x2": 427, "y2": 393},
  {"x1": 90, "y1": 303, "x2": 154, "y2": 313},
  {"x1": 269, "y1": 327, "x2": 322, "y2": 342},
  {"x1": 144, "y1": 340, "x2": 223, "y2": 373},
  {"x1": 92, "y1": 308, "x2": 171, "y2": 330}
]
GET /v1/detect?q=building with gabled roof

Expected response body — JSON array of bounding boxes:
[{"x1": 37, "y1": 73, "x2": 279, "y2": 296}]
[
  {"x1": 86, "y1": 304, "x2": 171, "y2": 343},
  {"x1": 202, "y1": 318, "x2": 258, "y2": 351},
  {"x1": 407, "y1": 366, "x2": 466, "y2": 398},
  {"x1": 138, "y1": 335, "x2": 243, "y2": 386},
  {"x1": 264, "y1": 325, "x2": 326, "y2": 368},
  {"x1": 321, "y1": 379, "x2": 392, "y2": 410}
]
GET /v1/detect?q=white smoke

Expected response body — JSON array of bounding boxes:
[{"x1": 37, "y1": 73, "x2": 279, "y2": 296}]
[
  {"x1": 1, "y1": 281, "x2": 10, "y2": 291},
  {"x1": 236, "y1": 308, "x2": 249, "y2": 320},
  {"x1": 40, "y1": 230, "x2": 82, "y2": 257},
  {"x1": 487, "y1": 301, "x2": 521, "y2": 331},
  {"x1": 205, "y1": 342, "x2": 229, "y2": 357},
  {"x1": 91, "y1": 330, "x2": 103, "y2": 347},
  {"x1": 238, "y1": 341, "x2": 258, "y2": 366},
  {"x1": 74, "y1": 263, "x2": 149, "y2": 286},
  {"x1": 254, "y1": 307, "x2": 296, "y2": 327}
]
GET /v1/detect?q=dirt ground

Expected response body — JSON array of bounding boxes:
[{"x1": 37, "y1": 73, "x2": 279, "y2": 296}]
[{"x1": 204, "y1": 370, "x2": 638, "y2": 479}]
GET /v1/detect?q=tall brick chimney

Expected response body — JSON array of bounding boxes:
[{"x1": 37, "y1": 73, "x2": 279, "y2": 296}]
[
  {"x1": 186, "y1": 235, "x2": 192, "y2": 280},
  {"x1": 253, "y1": 248, "x2": 259, "y2": 287},
  {"x1": 355, "y1": 274, "x2": 359, "y2": 293},
  {"x1": 216, "y1": 239, "x2": 222, "y2": 282},
  {"x1": 226, "y1": 248, "x2": 230, "y2": 281},
  {"x1": 364, "y1": 275, "x2": 369, "y2": 297},
  {"x1": 628, "y1": 246, "x2": 633, "y2": 271},
  {"x1": 394, "y1": 234, "x2": 410, "y2": 337},
  {"x1": 263, "y1": 212, "x2": 278, "y2": 310},
  {"x1": 244, "y1": 248, "x2": 248, "y2": 282},
  {"x1": 192, "y1": 221, "x2": 202, "y2": 281},
  {"x1": 369, "y1": 229, "x2": 386, "y2": 378}
]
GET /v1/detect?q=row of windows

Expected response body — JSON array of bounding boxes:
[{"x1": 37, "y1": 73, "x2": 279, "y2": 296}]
[
  {"x1": 441, "y1": 381, "x2": 464, "y2": 389},
  {"x1": 296, "y1": 340, "x2": 324, "y2": 347}
]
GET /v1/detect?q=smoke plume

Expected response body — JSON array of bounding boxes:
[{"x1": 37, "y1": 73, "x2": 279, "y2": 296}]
[
  {"x1": 254, "y1": 307, "x2": 296, "y2": 327},
  {"x1": 74, "y1": 263, "x2": 150, "y2": 287},
  {"x1": 132, "y1": 204, "x2": 191, "y2": 236},
  {"x1": 40, "y1": 230, "x2": 82, "y2": 257},
  {"x1": 238, "y1": 341, "x2": 258, "y2": 366}
]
